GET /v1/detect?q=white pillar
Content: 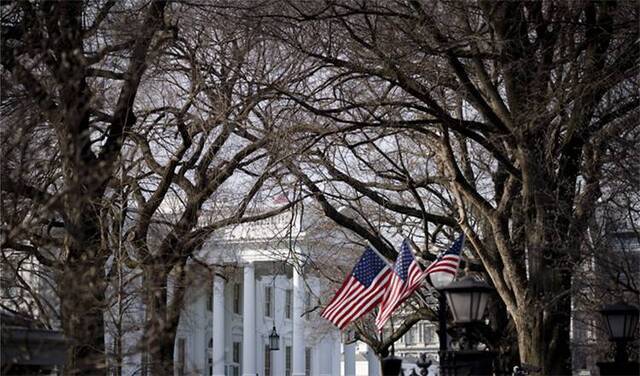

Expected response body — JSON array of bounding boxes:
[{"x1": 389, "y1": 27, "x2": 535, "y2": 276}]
[
  {"x1": 292, "y1": 267, "x2": 305, "y2": 376},
  {"x1": 367, "y1": 345, "x2": 380, "y2": 376},
  {"x1": 242, "y1": 262, "x2": 256, "y2": 376},
  {"x1": 212, "y1": 275, "x2": 225, "y2": 376},
  {"x1": 343, "y1": 342, "x2": 356, "y2": 376},
  {"x1": 331, "y1": 333, "x2": 340, "y2": 376}
]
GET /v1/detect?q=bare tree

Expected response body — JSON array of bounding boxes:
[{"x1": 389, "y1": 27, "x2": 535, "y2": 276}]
[
  {"x1": 1, "y1": 1, "x2": 169, "y2": 373},
  {"x1": 3, "y1": 1, "x2": 637, "y2": 374},
  {"x1": 114, "y1": 6, "x2": 314, "y2": 373},
  {"x1": 2, "y1": 1, "x2": 317, "y2": 373},
  {"x1": 249, "y1": 1, "x2": 639, "y2": 374}
]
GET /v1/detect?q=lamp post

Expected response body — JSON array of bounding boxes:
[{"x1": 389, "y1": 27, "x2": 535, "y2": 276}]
[
  {"x1": 429, "y1": 270, "x2": 456, "y2": 373},
  {"x1": 597, "y1": 301, "x2": 639, "y2": 376},
  {"x1": 439, "y1": 275, "x2": 495, "y2": 376}
]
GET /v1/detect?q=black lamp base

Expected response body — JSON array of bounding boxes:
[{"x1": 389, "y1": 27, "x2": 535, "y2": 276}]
[
  {"x1": 597, "y1": 361, "x2": 639, "y2": 376},
  {"x1": 381, "y1": 356, "x2": 403, "y2": 376},
  {"x1": 440, "y1": 350, "x2": 495, "y2": 376}
]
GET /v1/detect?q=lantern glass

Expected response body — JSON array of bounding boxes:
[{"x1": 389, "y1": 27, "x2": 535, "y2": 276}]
[
  {"x1": 446, "y1": 289, "x2": 491, "y2": 323},
  {"x1": 430, "y1": 271, "x2": 456, "y2": 290},
  {"x1": 475, "y1": 291, "x2": 490, "y2": 322},
  {"x1": 268, "y1": 326, "x2": 280, "y2": 351},
  {"x1": 441, "y1": 276, "x2": 494, "y2": 324},
  {"x1": 601, "y1": 304, "x2": 640, "y2": 340}
]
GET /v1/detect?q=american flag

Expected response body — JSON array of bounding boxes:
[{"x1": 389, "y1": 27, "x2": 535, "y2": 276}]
[
  {"x1": 321, "y1": 247, "x2": 392, "y2": 329},
  {"x1": 375, "y1": 239, "x2": 425, "y2": 330},
  {"x1": 424, "y1": 235, "x2": 464, "y2": 277}
]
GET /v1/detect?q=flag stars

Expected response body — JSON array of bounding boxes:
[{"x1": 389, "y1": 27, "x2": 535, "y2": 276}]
[{"x1": 353, "y1": 247, "x2": 387, "y2": 287}]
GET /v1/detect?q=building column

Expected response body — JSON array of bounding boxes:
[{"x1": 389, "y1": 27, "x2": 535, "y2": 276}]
[
  {"x1": 367, "y1": 345, "x2": 380, "y2": 376},
  {"x1": 242, "y1": 262, "x2": 256, "y2": 376},
  {"x1": 212, "y1": 274, "x2": 225, "y2": 376},
  {"x1": 331, "y1": 332, "x2": 341, "y2": 376},
  {"x1": 292, "y1": 267, "x2": 305, "y2": 376},
  {"x1": 343, "y1": 342, "x2": 356, "y2": 376}
]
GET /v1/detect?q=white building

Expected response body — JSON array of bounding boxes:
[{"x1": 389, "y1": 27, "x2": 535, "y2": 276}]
[
  {"x1": 393, "y1": 321, "x2": 439, "y2": 360},
  {"x1": 172, "y1": 209, "x2": 377, "y2": 376},
  {"x1": 1, "y1": 205, "x2": 440, "y2": 376}
]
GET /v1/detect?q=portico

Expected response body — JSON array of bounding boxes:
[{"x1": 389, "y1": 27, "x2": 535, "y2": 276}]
[
  {"x1": 195, "y1": 257, "x2": 349, "y2": 376},
  {"x1": 173, "y1": 211, "x2": 358, "y2": 375}
]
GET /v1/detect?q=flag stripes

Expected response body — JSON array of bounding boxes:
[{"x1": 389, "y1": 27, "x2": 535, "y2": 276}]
[
  {"x1": 424, "y1": 235, "x2": 464, "y2": 278},
  {"x1": 321, "y1": 246, "x2": 391, "y2": 329},
  {"x1": 375, "y1": 240, "x2": 424, "y2": 330},
  {"x1": 333, "y1": 272, "x2": 391, "y2": 329},
  {"x1": 322, "y1": 235, "x2": 465, "y2": 332}
]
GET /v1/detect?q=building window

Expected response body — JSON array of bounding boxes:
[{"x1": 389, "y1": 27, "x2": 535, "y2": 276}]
[
  {"x1": 305, "y1": 347, "x2": 312, "y2": 376},
  {"x1": 229, "y1": 341, "x2": 241, "y2": 376},
  {"x1": 233, "y1": 342, "x2": 241, "y2": 363},
  {"x1": 177, "y1": 338, "x2": 186, "y2": 376},
  {"x1": 404, "y1": 327, "x2": 415, "y2": 345},
  {"x1": 264, "y1": 345, "x2": 272, "y2": 376},
  {"x1": 285, "y1": 289, "x2": 293, "y2": 319},
  {"x1": 265, "y1": 285, "x2": 274, "y2": 317},
  {"x1": 233, "y1": 283, "x2": 242, "y2": 314},
  {"x1": 285, "y1": 346, "x2": 292, "y2": 376},
  {"x1": 207, "y1": 284, "x2": 213, "y2": 311},
  {"x1": 422, "y1": 324, "x2": 434, "y2": 344}
]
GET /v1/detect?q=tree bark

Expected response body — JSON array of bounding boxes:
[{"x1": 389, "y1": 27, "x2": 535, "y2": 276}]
[
  {"x1": 514, "y1": 294, "x2": 571, "y2": 375},
  {"x1": 515, "y1": 311, "x2": 544, "y2": 373},
  {"x1": 143, "y1": 264, "x2": 175, "y2": 375},
  {"x1": 59, "y1": 247, "x2": 107, "y2": 375},
  {"x1": 143, "y1": 258, "x2": 188, "y2": 376}
]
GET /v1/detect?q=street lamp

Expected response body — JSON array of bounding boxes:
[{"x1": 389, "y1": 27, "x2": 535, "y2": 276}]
[
  {"x1": 439, "y1": 275, "x2": 495, "y2": 376},
  {"x1": 268, "y1": 325, "x2": 280, "y2": 351},
  {"x1": 598, "y1": 301, "x2": 639, "y2": 372}
]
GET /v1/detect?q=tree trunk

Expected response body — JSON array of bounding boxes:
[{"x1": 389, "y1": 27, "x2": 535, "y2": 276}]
[
  {"x1": 515, "y1": 310, "x2": 544, "y2": 375},
  {"x1": 143, "y1": 265, "x2": 176, "y2": 375},
  {"x1": 542, "y1": 269, "x2": 572, "y2": 375},
  {"x1": 59, "y1": 252, "x2": 107, "y2": 375},
  {"x1": 149, "y1": 340, "x2": 175, "y2": 376},
  {"x1": 514, "y1": 276, "x2": 572, "y2": 375}
]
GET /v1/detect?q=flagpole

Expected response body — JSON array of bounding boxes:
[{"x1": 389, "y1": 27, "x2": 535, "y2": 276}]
[{"x1": 367, "y1": 241, "x2": 432, "y2": 308}]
